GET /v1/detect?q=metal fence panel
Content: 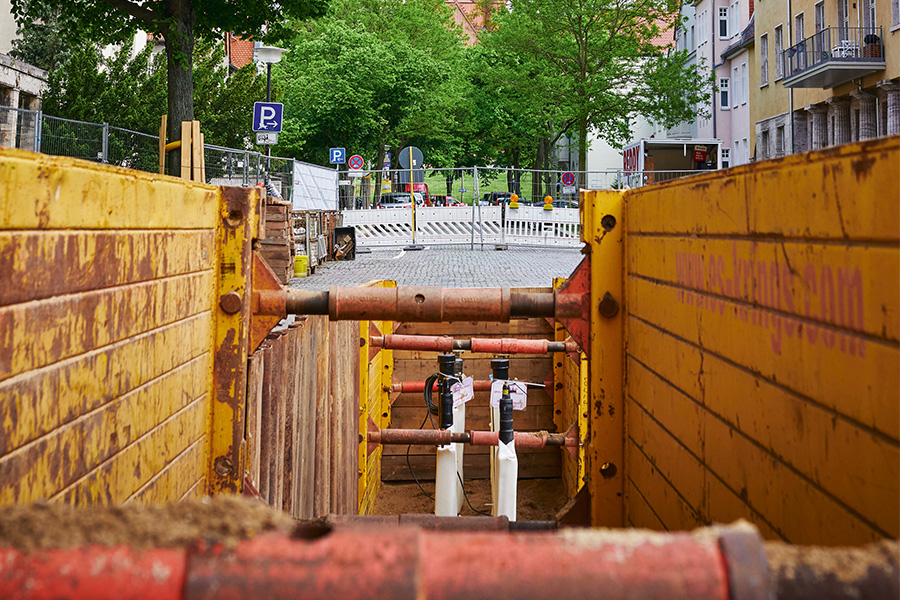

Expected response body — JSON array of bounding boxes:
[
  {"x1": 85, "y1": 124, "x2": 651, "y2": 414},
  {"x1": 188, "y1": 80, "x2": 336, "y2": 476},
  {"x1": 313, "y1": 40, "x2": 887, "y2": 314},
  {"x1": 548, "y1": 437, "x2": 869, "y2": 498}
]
[
  {"x1": 40, "y1": 114, "x2": 104, "y2": 161},
  {"x1": 107, "y1": 126, "x2": 159, "y2": 172},
  {"x1": 0, "y1": 106, "x2": 39, "y2": 151}
]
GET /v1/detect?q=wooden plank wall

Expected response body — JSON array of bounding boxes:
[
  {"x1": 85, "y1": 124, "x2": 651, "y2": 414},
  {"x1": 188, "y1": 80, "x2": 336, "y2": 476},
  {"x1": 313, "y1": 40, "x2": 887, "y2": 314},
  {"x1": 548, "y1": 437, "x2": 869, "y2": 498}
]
[
  {"x1": 245, "y1": 315, "x2": 359, "y2": 518},
  {"x1": 0, "y1": 149, "x2": 218, "y2": 505},
  {"x1": 358, "y1": 282, "x2": 395, "y2": 514},
  {"x1": 384, "y1": 292, "x2": 561, "y2": 482},
  {"x1": 622, "y1": 137, "x2": 899, "y2": 545}
]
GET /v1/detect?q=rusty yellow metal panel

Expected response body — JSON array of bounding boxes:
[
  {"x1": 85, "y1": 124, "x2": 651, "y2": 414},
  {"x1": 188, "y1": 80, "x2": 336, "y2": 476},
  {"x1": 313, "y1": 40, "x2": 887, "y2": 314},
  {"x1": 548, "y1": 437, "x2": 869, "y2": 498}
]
[
  {"x1": 627, "y1": 137, "x2": 899, "y2": 240},
  {"x1": 621, "y1": 135, "x2": 900, "y2": 545},
  {"x1": 0, "y1": 150, "x2": 221, "y2": 507},
  {"x1": 583, "y1": 189, "x2": 625, "y2": 527},
  {"x1": 628, "y1": 275, "x2": 899, "y2": 439},
  {"x1": 0, "y1": 149, "x2": 219, "y2": 230},
  {"x1": 209, "y1": 187, "x2": 260, "y2": 495},
  {"x1": 628, "y1": 237, "x2": 899, "y2": 345},
  {"x1": 0, "y1": 230, "x2": 216, "y2": 307},
  {"x1": 358, "y1": 280, "x2": 396, "y2": 515}
]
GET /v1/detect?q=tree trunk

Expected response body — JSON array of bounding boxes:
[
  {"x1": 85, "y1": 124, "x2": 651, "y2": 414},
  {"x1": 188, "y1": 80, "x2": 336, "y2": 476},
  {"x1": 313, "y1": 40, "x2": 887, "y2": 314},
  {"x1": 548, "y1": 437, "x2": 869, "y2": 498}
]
[
  {"x1": 164, "y1": 0, "x2": 196, "y2": 176},
  {"x1": 532, "y1": 139, "x2": 546, "y2": 203},
  {"x1": 578, "y1": 115, "x2": 589, "y2": 188}
]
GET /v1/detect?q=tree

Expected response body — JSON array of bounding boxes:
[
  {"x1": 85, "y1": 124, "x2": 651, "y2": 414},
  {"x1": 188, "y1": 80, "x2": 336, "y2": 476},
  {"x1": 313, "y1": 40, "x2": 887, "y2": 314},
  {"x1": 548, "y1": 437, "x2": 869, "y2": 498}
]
[
  {"x1": 8, "y1": 3, "x2": 77, "y2": 72},
  {"x1": 11, "y1": 0, "x2": 327, "y2": 168},
  {"x1": 277, "y1": 0, "x2": 470, "y2": 204},
  {"x1": 481, "y1": 0, "x2": 713, "y2": 184},
  {"x1": 42, "y1": 38, "x2": 265, "y2": 150}
]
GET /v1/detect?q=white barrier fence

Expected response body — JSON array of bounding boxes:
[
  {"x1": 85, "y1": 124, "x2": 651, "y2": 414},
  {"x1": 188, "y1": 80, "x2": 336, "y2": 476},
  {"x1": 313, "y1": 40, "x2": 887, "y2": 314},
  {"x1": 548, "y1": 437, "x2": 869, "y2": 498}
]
[{"x1": 343, "y1": 205, "x2": 581, "y2": 248}]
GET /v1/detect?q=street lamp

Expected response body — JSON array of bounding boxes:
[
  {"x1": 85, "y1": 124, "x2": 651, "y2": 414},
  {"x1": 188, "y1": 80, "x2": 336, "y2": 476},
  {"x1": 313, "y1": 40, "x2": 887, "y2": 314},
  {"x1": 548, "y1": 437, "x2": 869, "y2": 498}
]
[{"x1": 255, "y1": 44, "x2": 287, "y2": 187}]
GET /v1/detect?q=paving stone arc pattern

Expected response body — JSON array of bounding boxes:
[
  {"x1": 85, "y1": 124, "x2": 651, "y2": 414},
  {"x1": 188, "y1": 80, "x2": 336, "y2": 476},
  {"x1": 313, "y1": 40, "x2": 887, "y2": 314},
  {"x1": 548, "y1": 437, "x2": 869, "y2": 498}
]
[{"x1": 287, "y1": 247, "x2": 585, "y2": 291}]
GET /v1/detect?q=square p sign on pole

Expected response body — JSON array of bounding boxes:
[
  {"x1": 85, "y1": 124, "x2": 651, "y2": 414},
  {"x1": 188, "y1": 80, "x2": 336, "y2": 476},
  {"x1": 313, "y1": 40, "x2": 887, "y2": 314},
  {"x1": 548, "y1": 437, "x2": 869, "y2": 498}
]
[
  {"x1": 330, "y1": 148, "x2": 346, "y2": 164},
  {"x1": 253, "y1": 102, "x2": 284, "y2": 132}
]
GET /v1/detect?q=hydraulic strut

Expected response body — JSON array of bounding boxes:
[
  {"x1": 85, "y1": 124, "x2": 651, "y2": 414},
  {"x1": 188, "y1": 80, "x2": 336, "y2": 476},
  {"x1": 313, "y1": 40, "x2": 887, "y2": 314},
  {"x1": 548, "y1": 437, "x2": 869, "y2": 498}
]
[
  {"x1": 367, "y1": 428, "x2": 576, "y2": 450},
  {"x1": 371, "y1": 334, "x2": 578, "y2": 354},
  {"x1": 264, "y1": 285, "x2": 587, "y2": 322}
]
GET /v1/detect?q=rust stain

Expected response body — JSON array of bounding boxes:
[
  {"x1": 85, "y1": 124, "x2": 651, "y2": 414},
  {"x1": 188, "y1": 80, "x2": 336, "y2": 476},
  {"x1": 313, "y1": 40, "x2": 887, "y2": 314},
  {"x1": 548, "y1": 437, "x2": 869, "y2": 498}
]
[{"x1": 850, "y1": 154, "x2": 878, "y2": 181}]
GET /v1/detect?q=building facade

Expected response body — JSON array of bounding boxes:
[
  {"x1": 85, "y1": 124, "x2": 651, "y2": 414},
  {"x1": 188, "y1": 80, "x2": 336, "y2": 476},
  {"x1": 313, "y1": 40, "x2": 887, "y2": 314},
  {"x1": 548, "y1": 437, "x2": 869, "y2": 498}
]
[{"x1": 754, "y1": 0, "x2": 899, "y2": 158}]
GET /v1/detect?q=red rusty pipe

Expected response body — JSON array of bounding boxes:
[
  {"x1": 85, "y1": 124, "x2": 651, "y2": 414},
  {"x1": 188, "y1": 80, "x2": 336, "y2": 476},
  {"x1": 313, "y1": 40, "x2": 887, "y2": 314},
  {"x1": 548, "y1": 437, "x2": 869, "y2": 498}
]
[
  {"x1": 282, "y1": 287, "x2": 583, "y2": 322},
  {"x1": 0, "y1": 546, "x2": 187, "y2": 600},
  {"x1": 369, "y1": 428, "x2": 470, "y2": 446},
  {"x1": 371, "y1": 334, "x2": 577, "y2": 354},
  {"x1": 2, "y1": 525, "x2": 895, "y2": 599},
  {"x1": 367, "y1": 428, "x2": 574, "y2": 449},
  {"x1": 389, "y1": 380, "x2": 494, "y2": 393}
]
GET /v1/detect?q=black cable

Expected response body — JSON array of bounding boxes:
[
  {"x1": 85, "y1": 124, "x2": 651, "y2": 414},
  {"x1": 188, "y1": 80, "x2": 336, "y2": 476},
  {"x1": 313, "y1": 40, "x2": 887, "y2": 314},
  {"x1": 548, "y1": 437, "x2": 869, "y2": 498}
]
[
  {"x1": 407, "y1": 411, "x2": 434, "y2": 501},
  {"x1": 457, "y1": 472, "x2": 491, "y2": 516}
]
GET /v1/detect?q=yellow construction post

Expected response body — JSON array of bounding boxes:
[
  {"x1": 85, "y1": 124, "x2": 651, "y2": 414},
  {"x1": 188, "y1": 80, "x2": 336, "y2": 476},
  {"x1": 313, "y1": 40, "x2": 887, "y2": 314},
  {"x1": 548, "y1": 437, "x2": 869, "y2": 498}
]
[
  {"x1": 583, "y1": 189, "x2": 625, "y2": 527},
  {"x1": 209, "y1": 186, "x2": 261, "y2": 494}
]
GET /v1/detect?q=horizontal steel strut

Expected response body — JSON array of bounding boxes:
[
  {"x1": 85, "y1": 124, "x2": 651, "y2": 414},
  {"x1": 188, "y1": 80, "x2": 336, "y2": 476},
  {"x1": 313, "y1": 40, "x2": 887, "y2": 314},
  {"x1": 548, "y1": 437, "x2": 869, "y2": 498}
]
[
  {"x1": 267, "y1": 285, "x2": 586, "y2": 322},
  {"x1": 367, "y1": 428, "x2": 576, "y2": 449},
  {"x1": 371, "y1": 334, "x2": 578, "y2": 354}
]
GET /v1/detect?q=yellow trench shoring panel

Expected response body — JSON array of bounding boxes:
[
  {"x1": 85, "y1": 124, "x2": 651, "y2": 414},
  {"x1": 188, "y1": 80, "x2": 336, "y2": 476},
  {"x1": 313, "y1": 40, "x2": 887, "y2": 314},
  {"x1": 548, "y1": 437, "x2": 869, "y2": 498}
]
[
  {"x1": 607, "y1": 135, "x2": 899, "y2": 545},
  {"x1": 0, "y1": 149, "x2": 260, "y2": 506}
]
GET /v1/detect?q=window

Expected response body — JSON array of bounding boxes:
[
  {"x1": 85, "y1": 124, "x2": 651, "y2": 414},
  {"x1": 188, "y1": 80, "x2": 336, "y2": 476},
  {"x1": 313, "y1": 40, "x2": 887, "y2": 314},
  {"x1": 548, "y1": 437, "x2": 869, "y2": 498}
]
[
  {"x1": 720, "y1": 77, "x2": 730, "y2": 109},
  {"x1": 863, "y1": 0, "x2": 877, "y2": 32},
  {"x1": 721, "y1": 148, "x2": 731, "y2": 168},
  {"x1": 690, "y1": 25, "x2": 695, "y2": 49},
  {"x1": 730, "y1": 1, "x2": 740, "y2": 37},
  {"x1": 719, "y1": 7, "x2": 729, "y2": 38},
  {"x1": 837, "y1": 0, "x2": 849, "y2": 39},
  {"x1": 699, "y1": 12, "x2": 708, "y2": 45},
  {"x1": 760, "y1": 130, "x2": 769, "y2": 160},
  {"x1": 760, "y1": 34, "x2": 769, "y2": 86},
  {"x1": 741, "y1": 63, "x2": 748, "y2": 104},
  {"x1": 893, "y1": 0, "x2": 899, "y2": 27},
  {"x1": 742, "y1": 139, "x2": 749, "y2": 163},
  {"x1": 734, "y1": 141, "x2": 741, "y2": 165},
  {"x1": 733, "y1": 66, "x2": 740, "y2": 107},
  {"x1": 815, "y1": 2, "x2": 825, "y2": 32},
  {"x1": 775, "y1": 25, "x2": 784, "y2": 79},
  {"x1": 795, "y1": 13, "x2": 806, "y2": 69},
  {"x1": 776, "y1": 125, "x2": 785, "y2": 155}
]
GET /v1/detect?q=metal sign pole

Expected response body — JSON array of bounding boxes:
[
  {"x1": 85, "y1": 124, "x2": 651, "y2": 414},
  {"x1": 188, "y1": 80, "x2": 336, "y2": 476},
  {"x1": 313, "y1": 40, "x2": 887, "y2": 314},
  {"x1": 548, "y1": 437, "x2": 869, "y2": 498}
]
[{"x1": 404, "y1": 146, "x2": 424, "y2": 250}]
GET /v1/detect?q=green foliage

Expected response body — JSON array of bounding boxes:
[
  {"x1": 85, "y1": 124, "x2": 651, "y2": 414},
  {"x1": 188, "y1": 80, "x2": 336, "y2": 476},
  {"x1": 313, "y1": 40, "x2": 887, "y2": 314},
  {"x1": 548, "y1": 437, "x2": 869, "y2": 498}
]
[
  {"x1": 8, "y1": 3, "x2": 76, "y2": 72},
  {"x1": 480, "y1": 0, "x2": 714, "y2": 165},
  {"x1": 42, "y1": 38, "x2": 264, "y2": 149},
  {"x1": 276, "y1": 0, "x2": 471, "y2": 167}
]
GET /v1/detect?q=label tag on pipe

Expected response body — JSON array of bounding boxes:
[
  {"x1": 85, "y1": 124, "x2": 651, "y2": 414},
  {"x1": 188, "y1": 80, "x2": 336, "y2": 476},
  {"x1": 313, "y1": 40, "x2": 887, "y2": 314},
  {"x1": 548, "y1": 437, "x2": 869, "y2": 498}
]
[
  {"x1": 489, "y1": 380, "x2": 527, "y2": 410},
  {"x1": 452, "y1": 377, "x2": 475, "y2": 408}
]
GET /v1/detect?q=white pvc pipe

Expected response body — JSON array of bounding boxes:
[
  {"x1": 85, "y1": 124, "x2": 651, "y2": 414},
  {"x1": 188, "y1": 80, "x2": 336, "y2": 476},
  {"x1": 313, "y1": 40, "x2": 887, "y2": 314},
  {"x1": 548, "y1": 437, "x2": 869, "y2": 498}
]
[
  {"x1": 496, "y1": 439, "x2": 518, "y2": 521},
  {"x1": 435, "y1": 442, "x2": 459, "y2": 516},
  {"x1": 490, "y1": 405, "x2": 500, "y2": 516},
  {"x1": 453, "y1": 403, "x2": 466, "y2": 513}
]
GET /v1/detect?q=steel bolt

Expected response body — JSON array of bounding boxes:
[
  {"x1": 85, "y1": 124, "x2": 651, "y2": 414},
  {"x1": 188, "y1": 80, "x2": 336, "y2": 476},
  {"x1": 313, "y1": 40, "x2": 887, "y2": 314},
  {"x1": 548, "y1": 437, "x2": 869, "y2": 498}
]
[
  {"x1": 219, "y1": 291, "x2": 243, "y2": 314},
  {"x1": 214, "y1": 456, "x2": 234, "y2": 476},
  {"x1": 598, "y1": 292, "x2": 619, "y2": 318}
]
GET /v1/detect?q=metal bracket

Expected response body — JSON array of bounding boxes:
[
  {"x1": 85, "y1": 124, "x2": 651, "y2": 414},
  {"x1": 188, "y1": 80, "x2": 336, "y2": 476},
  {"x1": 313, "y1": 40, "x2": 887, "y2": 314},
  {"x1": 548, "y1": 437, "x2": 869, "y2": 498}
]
[
  {"x1": 249, "y1": 252, "x2": 284, "y2": 354},
  {"x1": 555, "y1": 255, "x2": 591, "y2": 358}
]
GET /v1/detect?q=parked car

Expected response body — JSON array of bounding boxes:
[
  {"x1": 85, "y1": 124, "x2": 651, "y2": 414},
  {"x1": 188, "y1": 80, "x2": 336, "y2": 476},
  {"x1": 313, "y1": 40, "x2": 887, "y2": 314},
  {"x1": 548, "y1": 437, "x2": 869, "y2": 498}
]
[
  {"x1": 431, "y1": 195, "x2": 463, "y2": 206},
  {"x1": 377, "y1": 192, "x2": 425, "y2": 209},
  {"x1": 482, "y1": 191, "x2": 513, "y2": 205}
]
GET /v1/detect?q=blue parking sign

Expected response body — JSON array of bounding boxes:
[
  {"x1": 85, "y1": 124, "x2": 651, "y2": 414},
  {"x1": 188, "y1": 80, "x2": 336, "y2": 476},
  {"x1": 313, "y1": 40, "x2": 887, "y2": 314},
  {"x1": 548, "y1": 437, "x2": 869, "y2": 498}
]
[
  {"x1": 330, "y1": 148, "x2": 346, "y2": 164},
  {"x1": 253, "y1": 102, "x2": 283, "y2": 132}
]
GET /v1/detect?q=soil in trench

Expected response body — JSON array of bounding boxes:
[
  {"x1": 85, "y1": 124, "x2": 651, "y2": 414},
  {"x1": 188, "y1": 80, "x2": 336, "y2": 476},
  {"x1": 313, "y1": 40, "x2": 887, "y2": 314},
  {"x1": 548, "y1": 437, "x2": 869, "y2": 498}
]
[{"x1": 370, "y1": 477, "x2": 569, "y2": 521}]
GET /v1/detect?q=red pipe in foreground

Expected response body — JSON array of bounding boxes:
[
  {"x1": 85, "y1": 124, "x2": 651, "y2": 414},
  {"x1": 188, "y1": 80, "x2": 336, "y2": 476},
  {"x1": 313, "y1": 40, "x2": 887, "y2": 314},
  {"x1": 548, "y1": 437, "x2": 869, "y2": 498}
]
[
  {"x1": 0, "y1": 525, "x2": 761, "y2": 600},
  {"x1": 2, "y1": 523, "x2": 896, "y2": 600},
  {"x1": 371, "y1": 334, "x2": 578, "y2": 354}
]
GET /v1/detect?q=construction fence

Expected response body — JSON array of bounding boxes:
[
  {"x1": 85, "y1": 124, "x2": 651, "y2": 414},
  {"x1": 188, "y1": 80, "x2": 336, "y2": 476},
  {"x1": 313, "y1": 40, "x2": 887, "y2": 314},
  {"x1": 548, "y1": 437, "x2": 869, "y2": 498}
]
[{"x1": 0, "y1": 104, "x2": 336, "y2": 210}]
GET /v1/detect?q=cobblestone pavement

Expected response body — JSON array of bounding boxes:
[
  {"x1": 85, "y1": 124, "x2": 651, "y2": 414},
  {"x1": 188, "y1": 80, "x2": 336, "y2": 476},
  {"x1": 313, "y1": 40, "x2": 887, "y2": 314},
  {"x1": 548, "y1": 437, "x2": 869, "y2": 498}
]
[{"x1": 287, "y1": 246, "x2": 585, "y2": 290}]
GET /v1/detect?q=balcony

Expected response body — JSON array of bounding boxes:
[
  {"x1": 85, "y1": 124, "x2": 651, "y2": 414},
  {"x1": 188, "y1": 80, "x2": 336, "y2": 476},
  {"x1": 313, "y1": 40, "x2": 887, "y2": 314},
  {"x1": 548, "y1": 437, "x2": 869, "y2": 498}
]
[{"x1": 782, "y1": 27, "x2": 885, "y2": 88}]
